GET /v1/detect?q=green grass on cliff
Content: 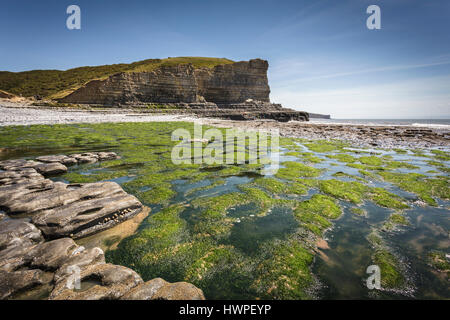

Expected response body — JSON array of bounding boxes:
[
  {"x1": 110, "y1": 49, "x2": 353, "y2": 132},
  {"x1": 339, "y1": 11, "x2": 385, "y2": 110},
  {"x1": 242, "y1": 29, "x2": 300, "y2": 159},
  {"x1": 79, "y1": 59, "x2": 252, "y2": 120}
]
[{"x1": 0, "y1": 57, "x2": 234, "y2": 99}]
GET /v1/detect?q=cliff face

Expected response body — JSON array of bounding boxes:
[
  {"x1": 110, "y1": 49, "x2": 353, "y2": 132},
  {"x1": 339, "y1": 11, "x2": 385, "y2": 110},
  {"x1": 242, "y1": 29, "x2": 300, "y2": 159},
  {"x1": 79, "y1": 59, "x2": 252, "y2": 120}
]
[
  {"x1": 195, "y1": 59, "x2": 270, "y2": 104},
  {"x1": 59, "y1": 59, "x2": 270, "y2": 106}
]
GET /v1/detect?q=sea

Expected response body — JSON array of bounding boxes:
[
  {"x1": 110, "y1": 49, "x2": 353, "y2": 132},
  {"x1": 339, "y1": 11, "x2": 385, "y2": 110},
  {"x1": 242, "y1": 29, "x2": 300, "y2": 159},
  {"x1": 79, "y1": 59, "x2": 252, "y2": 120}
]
[{"x1": 309, "y1": 118, "x2": 450, "y2": 129}]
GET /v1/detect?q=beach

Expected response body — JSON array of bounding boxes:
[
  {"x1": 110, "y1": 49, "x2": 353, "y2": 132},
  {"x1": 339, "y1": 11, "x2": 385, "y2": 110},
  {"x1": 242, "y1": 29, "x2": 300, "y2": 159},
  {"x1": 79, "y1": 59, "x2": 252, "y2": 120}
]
[{"x1": 1, "y1": 101, "x2": 448, "y2": 150}]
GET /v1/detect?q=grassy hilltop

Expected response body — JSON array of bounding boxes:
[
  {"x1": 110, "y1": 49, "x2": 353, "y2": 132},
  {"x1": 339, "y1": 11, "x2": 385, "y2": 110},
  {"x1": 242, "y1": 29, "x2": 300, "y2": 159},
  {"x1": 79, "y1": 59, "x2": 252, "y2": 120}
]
[{"x1": 0, "y1": 57, "x2": 234, "y2": 99}]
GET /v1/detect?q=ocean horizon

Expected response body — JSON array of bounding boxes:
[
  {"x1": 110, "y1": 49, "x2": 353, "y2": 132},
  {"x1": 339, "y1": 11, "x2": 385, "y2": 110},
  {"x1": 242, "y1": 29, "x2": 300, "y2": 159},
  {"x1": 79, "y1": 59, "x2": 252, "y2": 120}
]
[{"x1": 309, "y1": 118, "x2": 450, "y2": 128}]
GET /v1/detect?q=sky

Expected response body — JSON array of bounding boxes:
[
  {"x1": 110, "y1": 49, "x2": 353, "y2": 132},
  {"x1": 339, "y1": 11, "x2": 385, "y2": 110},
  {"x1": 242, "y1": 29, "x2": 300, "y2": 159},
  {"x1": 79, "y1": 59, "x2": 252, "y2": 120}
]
[{"x1": 1, "y1": 0, "x2": 449, "y2": 119}]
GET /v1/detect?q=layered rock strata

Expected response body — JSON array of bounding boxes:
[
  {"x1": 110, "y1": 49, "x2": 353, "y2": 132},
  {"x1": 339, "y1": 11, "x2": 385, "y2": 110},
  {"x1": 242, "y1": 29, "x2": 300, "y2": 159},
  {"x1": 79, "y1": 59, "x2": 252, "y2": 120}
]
[
  {"x1": 60, "y1": 59, "x2": 270, "y2": 106},
  {"x1": 57, "y1": 58, "x2": 309, "y2": 122}
]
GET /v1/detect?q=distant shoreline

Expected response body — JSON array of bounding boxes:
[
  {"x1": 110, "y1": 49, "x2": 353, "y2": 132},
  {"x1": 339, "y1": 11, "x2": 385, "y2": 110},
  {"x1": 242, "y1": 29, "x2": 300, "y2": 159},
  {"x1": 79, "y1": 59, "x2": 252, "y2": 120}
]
[{"x1": 1, "y1": 101, "x2": 449, "y2": 149}]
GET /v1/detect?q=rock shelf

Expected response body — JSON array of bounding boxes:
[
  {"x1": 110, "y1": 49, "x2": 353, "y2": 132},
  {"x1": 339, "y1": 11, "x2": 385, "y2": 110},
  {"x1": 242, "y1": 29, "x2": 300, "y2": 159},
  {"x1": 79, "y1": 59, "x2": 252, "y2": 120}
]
[{"x1": 0, "y1": 152, "x2": 205, "y2": 300}]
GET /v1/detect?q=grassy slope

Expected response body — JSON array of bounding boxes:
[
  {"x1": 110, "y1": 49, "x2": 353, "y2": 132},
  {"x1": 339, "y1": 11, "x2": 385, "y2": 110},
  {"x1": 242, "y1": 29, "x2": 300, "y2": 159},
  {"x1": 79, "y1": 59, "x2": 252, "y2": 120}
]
[{"x1": 0, "y1": 57, "x2": 234, "y2": 99}]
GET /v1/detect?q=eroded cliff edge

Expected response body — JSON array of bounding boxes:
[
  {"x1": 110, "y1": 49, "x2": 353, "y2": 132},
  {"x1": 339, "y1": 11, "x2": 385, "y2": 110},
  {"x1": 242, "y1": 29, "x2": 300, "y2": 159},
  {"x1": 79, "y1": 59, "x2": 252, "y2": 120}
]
[{"x1": 59, "y1": 59, "x2": 271, "y2": 106}]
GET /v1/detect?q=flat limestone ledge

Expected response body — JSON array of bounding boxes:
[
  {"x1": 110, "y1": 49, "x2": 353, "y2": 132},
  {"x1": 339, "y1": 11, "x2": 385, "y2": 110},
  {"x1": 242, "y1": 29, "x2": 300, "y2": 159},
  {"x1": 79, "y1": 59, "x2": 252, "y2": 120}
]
[
  {"x1": 0, "y1": 152, "x2": 205, "y2": 300},
  {"x1": 0, "y1": 152, "x2": 143, "y2": 240},
  {"x1": 0, "y1": 231, "x2": 205, "y2": 300}
]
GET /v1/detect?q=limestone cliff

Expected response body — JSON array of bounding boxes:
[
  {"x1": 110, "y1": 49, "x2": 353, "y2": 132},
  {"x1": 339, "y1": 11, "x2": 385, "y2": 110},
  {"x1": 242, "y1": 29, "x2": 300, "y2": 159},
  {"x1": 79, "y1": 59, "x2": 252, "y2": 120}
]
[{"x1": 59, "y1": 59, "x2": 270, "y2": 106}]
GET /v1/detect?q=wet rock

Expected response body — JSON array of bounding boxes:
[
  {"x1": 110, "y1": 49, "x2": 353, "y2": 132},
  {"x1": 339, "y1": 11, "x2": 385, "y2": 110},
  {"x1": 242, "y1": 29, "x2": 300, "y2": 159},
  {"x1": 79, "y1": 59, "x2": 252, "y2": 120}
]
[
  {"x1": 120, "y1": 278, "x2": 166, "y2": 300},
  {"x1": 0, "y1": 179, "x2": 59, "y2": 211},
  {"x1": 34, "y1": 162, "x2": 68, "y2": 176},
  {"x1": 36, "y1": 155, "x2": 72, "y2": 163},
  {"x1": 36, "y1": 155, "x2": 78, "y2": 166},
  {"x1": 50, "y1": 263, "x2": 143, "y2": 300},
  {"x1": 120, "y1": 278, "x2": 205, "y2": 300},
  {"x1": 31, "y1": 182, "x2": 143, "y2": 239},
  {"x1": 0, "y1": 168, "x2": 44, "y2": 186},
  {"x1": 26, "y1": 238, "x2": 78, "y2": 271},
  {"x1": 0, "y1": 269, "x2": 50, "y2": 300},
  {"x1": 153, "y1": 281, "x2": 206, "y2": 300},
  {"x1": 97, "y1": 152, "x2": 120, "y2": 161},
  {"x1": 0, "y1": 218, "x2": 43, "y2": 251},
  {"x1": 0, "y1": 242, "x2": 37, "y2": 272},
  {"x1": 69, "y1": 154, "x2": 98, "y2": 164},
  {"x1": 0, "y1": 181, "x2": 66, "y2": 214},
  {"x1": 0, "y1": 159, "x2": 42, "y2": 171},
  {"x1": 54, "y1": 247, "x2": 105, "y2": 283}
]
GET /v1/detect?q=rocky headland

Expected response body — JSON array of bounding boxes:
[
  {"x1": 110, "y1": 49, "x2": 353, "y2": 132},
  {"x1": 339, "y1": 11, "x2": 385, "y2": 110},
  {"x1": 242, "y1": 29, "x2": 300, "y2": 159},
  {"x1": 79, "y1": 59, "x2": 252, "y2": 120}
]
[{"x1": 5, "y1": 58, "x2": 309, "y2": 122}]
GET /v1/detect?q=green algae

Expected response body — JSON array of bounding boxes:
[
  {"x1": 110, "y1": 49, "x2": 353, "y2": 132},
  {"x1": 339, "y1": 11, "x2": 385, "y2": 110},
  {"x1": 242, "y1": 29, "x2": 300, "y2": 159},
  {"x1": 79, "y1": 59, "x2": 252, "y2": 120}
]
[
  {"x1": 139, "y1": 185, "x2": 176, "y2": 205},
  {"x1": 430, "y1": 149, "x2": 450, "y2": 161},
  {"x1": 299, "y1": 153, "x2": 323, "y2": 163},
  {"x1": 373, "y1": 250, "x2": 406, "y2": 289},
  {"x1": 369, "y1": 188, "x2": 409, "y2": 210},
  {"x1": 303, "y1": 140, "x2": 349, "y2": 153},
  {"x1": 367, "y1": 231, "x2": 406, "y2": 289},
  {"x1": 359, "y1": 170, "x2": 379, "y2": 180},
  {"x1": 359, "y1": 156, "x2": 383, "y2": 166},
  {"x1": 62, "y1": 170, "x2": 129, "y2": 183},
  {"x1": 319, "y1": 179, "x2": 368, "y2": 204},
  {"x1": 384, "y1": 161, "x2": 419, "y2": 170},
  {"x1": 332, "y1": 171, "x2": 366, "y2": 182},
  {"x1": 382, "y1": 213, "x2": 410, "y2": 231},
  {"x1": 275, "y1": 161, "x2": 322, "y2": 180},
  {"x1": 346, "y1": 163, "x2": 385, "y2": 171},
  {"x1": 251, "y1": 177, "x2": 307, "y2": 195},
  {"x1": 427, "y1": 251, "x2": 450, "y2": 275},
  {"x1": 393, "y1": 148, "x2": 408, "y2": 154},
  {"x1": 294, "y1": 194, "x2": 342, "y2": 236},
  {"x1": 326, "y1": 153, "x2": 357, "y2": 163},
  {"x1": 378, "y1": 172, "x2": 449, "y2": 206},
  {"x1": 319, "y1": 179, "x2": 408, "y2": 209},
  {"x1": 253, "y1": 239, "x2": 314, "y2": 299},
  {"x1": 350, "y1": 207, "x2": 366, "y2": 216},
  {"x1": 185, "y1": 179, "x2": 226, "y2": 196},
  {"x1": 284, "y1": 151, "x2": 301, "y2": 157},
  {"x1": 1, "y1": 122, "x2": 446, "y2": 299}
]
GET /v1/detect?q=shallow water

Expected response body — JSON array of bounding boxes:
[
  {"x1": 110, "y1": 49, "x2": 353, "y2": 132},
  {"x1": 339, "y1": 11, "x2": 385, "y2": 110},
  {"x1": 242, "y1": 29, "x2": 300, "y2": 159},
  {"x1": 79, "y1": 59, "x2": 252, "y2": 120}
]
[{"x1": 0, "y1": 122, "x2": 448, "y2": 299}]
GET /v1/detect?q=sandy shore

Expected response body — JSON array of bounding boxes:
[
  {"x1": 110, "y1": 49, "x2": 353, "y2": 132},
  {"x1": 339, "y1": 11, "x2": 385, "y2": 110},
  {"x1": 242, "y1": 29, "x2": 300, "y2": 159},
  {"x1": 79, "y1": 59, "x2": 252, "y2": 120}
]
[{"x1": 1, "y1": 101, "x2": 449, "y2": 149}]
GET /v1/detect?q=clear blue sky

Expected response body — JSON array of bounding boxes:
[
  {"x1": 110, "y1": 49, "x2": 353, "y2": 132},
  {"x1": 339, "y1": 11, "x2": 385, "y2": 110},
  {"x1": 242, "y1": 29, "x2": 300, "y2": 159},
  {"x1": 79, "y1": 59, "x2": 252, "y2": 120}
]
[{"x1": 1, "y1": 0, "x2": 449, "y2": 118}]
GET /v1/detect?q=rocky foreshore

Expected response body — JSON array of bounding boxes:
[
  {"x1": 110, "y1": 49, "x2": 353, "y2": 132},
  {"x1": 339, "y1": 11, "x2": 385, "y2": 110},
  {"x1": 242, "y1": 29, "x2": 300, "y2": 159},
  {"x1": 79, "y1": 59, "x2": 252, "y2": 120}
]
[
  {"x1": 0, "y1": 103, "x2": 448, "y2": 149},
  {"x1": 0, "y1": 151, "x2": 205, "y2": 300},
  {"x1": 199, "y1": 119, "x2": 450, "y2": 149}
]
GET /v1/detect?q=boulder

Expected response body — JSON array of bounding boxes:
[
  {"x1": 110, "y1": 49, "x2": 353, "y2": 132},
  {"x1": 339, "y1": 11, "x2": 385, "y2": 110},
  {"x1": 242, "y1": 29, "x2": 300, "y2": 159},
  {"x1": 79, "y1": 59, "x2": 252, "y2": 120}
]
[
  {"x1": 34, "y1": 162, "x2": 68, "y2": 176},
  {"x1": 69, "y1": 154, "x2": 97, "y2": 164},
  {"x1": 26, "y1": 238, "x2": 78, "y2": 271},
  {"x1": 152, "y1": 281, "x2": 206, "y2": 300},
  {"x1": 31, "y1": 182, "x2": 143, "y2": 239},
  {"x1": 0, "y1": 159, "x2": 43, "y2": 171},
  {"x1": 120, "y1": 278, "x2": 205, "y2": 300},
  {"x1": 54, "y1": 247, "x2": 105, "y2": 283},
  {"x1": 36, "y1": 155, "x2": 77, "y2": 166},
  {"x1": 0, "y1": 218, "x2": 43, "y2": 251},
  {"x1": 0, "y1": 242, "x2": 37, "y2": 272},
  {"x1": 96, "y1": 152, "x2": 119, "y2": 161},
  {"x1": 0, "y1": 269, "x2": 49, "y2": 300},
  {"x1": 0, "y1": 179, "x2": 58, "y2": 211},
  {"x1": 0, "y1": 168, "x2": 44, "y2": 186},
  {"x1": 50, "y1": 263, "x2": 143, "y2": 300}
]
